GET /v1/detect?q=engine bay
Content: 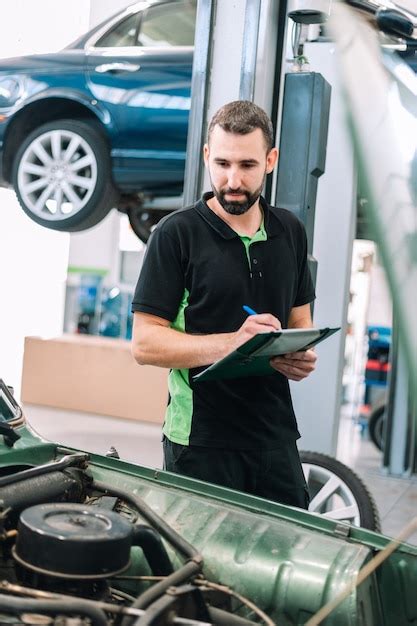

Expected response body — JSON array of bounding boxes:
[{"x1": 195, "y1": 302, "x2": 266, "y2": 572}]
[
  {"x1": 1, "y1": 379, "x2": 417, "y2": 626},
  {"x1": 0, "y1": 453, "x2": 267, "y2": 626}
]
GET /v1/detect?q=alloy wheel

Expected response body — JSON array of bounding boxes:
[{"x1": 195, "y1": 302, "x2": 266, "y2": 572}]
[
  {"x1": 17, "y1": 129, "x2": 98, "y2": 221},
  {"x1": 303, "y1": 462, "x2": 361, "y2": 525}
]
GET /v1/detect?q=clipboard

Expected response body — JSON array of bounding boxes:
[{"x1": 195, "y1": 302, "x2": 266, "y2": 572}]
[{"x1": 193, "y1": 327, "x2": 340, "y2": 382}]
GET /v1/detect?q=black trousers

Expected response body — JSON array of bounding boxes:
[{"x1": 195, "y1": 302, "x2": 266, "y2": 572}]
[{"x1": 163, "y1": 437, "x2": 310, "y2": 509}]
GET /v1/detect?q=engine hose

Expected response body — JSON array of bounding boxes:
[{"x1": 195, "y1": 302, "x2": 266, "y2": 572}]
[
  {"x1": 0, "y1": 453, "x2": 88, "y2": 489},
  {"x1": 132, "y1": 587, "x2": 205, "y2": 626},
  {"x1": 0, "y1": 595, "x2": 107, "y2": 626},
  {"x1": 0, "y1": 470, "x2": 85, "y2": 522},
  {"x1": 208, "y1": 607, "x2": 259, "y2": 626},
  {"x1": 92, "y1": 481, "x2": 202, "y2": 563},
  {"x1": 127, "y1": 561, "x2": 200, "y2": 615},
  {"x1": 92, "y1": 481, "x2": 203, "y2": 625},
  {"x1": 132, "y1": 586, "x2": 259, "y2": 626},
  {"x1": 131, "y1": 524, "x2": 174, "y2": 576}
]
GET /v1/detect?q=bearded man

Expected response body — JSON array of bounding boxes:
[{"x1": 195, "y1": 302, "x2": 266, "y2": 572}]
[{"x1": 131, "y1": 100, "x2": 316, "y2": 508}]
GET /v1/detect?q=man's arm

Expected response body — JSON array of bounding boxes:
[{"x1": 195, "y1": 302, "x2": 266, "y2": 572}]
[
  {"x1": 270, "y1": 303, "x2": 317, "y2": 381},
  {"x1": 132, "y1": 311, "x2": 282, "y2": 369},
  {"x1": 287, "y1": 303, "x2": 314, "y2": 330}
]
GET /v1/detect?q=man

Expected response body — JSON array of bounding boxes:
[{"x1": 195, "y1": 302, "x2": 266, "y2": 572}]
[{"x1": 131, "y1": 100, "x2": 316, "y2": 508}]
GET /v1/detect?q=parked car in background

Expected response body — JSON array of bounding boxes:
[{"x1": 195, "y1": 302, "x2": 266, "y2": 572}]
[
  {"x1": 0, "y1": 0, "x2": 415, "y2": 243},
  {"x1": 0, "y1": 0, "x2": 196, "y2": 241}
]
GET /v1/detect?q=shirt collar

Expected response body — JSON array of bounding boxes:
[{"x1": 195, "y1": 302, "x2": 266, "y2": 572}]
[{"x1": 195, "y1": 192, "x2": 283, "y2": 239}]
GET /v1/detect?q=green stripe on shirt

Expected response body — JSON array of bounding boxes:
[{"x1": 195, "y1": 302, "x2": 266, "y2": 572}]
[{"x1": 163, "y1": 288, "x2": 194, "y2": 445}]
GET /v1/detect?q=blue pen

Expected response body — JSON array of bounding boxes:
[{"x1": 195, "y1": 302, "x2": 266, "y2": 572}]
[{"x1": 243, "y1": 305, "x2": 258, "y2": 316}]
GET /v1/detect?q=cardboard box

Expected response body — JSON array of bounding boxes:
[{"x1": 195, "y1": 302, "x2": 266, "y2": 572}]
[{"x1": 21, "y1": 335, "x2": 168, "y2": 423}]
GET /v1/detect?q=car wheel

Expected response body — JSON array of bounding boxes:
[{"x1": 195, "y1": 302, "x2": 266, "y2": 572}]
[
  {"x1": 12, "y1": 119, "x2": 117, "y2": 231},
  {"x1": 300, "y1": 450, "x2": 381, "y2": 531},
  {"x1": 368, "y1": 403, "x2": 385, "y2": 451},
  {"x1": 127, "y1": 206, "x2": 171, "y2": 243}
]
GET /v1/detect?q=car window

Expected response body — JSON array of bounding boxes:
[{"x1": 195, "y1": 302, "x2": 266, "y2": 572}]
[
  {"x1": 138, "y1": 1, "x2": 197, "y2": 47},
  {"x1": 95, "y1": 13, "x2": 139, "y2": 47}
]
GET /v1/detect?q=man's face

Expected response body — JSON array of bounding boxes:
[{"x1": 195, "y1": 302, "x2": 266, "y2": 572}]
[{"x1": 204, "y1": 126, "x2": 278, "y2": 215}]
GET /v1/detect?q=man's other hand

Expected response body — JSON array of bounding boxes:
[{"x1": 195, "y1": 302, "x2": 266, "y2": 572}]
[{"x1": 270, "y1": 349, "x2": 317, "y2": 381}]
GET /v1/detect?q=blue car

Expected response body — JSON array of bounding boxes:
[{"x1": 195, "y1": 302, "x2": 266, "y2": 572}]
[
  {"x1": 0, "y1": 0, "x2": 196, "y2": 240},
  {"x1": 0, "y1": 0, "x2": 415, "y2": 242}
]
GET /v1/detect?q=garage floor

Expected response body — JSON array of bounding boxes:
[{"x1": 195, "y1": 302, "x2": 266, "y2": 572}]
[{"x1": 23, "y1": 402, "x2": 417, "y2": 546}]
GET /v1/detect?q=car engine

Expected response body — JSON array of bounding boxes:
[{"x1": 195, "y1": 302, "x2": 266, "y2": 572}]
[{"x1": 0, "y1": 454, "x2": 266, "y2": 626}]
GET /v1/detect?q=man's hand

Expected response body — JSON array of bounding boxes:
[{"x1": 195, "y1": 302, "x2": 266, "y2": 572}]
[
  {"x1": 232, "y1": 314, "x2": 281, "y2": 350},
  {"x1": 270, "y1": 349, "x2": 317, "y2": 381}
]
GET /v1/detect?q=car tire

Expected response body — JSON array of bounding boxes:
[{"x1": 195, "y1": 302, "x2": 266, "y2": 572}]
[
  {"x1": 127, "y1": 206, "x2": 172, "y2": 243},
  {"x1": 12, "y1": 119, "x2": 118, "y2": 231},
  {"x1": 368, "y1": 402, "x2": 385, "y2": 451},
  {"x1": 300, "y1": 450, "x2": 381, "y2": 531}
]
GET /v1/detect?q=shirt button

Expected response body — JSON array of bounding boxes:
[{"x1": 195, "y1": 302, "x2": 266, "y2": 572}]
[{"x1": 253, "y1": 258, "x2": 258, "y2": 264}]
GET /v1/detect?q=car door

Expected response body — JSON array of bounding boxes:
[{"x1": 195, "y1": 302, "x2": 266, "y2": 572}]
[{"x1": 85, "y1": 0, "x2": 195, "y2": 194}]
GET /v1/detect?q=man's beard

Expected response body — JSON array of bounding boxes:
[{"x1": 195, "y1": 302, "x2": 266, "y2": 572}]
[{"x1": 211, "y1": 177, "x2": 265, "y2": 215}]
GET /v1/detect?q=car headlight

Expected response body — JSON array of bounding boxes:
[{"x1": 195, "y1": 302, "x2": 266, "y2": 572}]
[{"x1": 0, "y1": 77, "x2": 22, "y2": 107}]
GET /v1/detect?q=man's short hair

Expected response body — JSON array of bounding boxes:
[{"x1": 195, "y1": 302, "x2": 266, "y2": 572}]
[{"x1": 208, "y1": 100, "x2": 274, "y2": 152}]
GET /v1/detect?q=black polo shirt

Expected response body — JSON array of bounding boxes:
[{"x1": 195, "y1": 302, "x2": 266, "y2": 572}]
[{"x1": 132, "y1": 192, "x2": 315, "y2": 449}]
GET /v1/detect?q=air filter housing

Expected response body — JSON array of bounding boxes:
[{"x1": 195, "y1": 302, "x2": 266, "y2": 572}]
[{"x1": 14, "y1": 503, "x2": 132, "y2": 578}]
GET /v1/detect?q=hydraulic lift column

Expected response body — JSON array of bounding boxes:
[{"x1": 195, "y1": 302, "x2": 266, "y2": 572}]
[
  {"x1": 183, "y1": 0, "x2": 283, "y2": 205},
  {"x1": 183, "y1": 0, "x2": 356, "y2": 456}
]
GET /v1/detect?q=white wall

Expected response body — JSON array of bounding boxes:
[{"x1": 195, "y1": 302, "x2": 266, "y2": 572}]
[
  {"x1": 89, "y1": 0, "x2": 133, "y2": 27},
  {"x1": 68, "y1": 211, "x2": 122, "y2": 285},
  {"x1": 0, "y1": 1, "x2": 90, "y2": 397},
  {"x1": 0, "y1": 1, "x2": 89, "y2": 56}
]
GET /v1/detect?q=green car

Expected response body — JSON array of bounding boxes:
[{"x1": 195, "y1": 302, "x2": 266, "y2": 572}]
[{"x1": 1, "y1": 379, "x2": 416, "y2": 626}]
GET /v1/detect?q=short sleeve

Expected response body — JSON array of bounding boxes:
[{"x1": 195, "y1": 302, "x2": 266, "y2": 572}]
[{"x1": 131, "y1": 224, "x2": 185, "y2": 322}]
